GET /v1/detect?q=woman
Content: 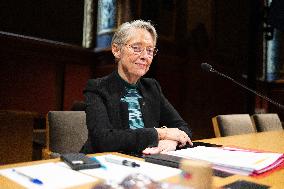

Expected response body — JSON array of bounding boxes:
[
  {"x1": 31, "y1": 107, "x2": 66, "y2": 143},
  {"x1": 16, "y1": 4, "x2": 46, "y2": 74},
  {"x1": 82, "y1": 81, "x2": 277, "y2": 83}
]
[{"x1": 81, "y1": 20, "x2": 192, "y2": 155}]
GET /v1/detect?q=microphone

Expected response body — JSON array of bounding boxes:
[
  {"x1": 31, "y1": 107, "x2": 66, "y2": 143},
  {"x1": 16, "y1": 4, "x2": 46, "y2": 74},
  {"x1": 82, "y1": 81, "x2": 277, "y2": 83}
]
[
  {"x1": 201, "y1": 63, "x2": 284, "y2": 110},
  {"x1": 201, "y1": 63, "x2": 214, "y2": 72}
]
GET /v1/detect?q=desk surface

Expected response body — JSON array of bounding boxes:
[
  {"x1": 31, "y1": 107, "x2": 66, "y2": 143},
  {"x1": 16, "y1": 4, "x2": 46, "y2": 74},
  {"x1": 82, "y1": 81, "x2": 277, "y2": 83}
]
[{"x1": 1, "y1": 130, "x2": 284, "y2": 189}]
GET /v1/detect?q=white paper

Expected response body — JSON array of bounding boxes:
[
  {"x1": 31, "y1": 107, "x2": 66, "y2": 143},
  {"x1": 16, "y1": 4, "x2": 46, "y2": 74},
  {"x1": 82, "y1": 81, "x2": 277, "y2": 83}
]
[
  {"x1": 57, "y1": 154, "x2": 181, "y2": 184},
  {"x1": 0, "y1": 162, "x2": 97, "y2": 189},
  {"x1": 166, "y1": 146, "x2": 284, "y2": 175}
]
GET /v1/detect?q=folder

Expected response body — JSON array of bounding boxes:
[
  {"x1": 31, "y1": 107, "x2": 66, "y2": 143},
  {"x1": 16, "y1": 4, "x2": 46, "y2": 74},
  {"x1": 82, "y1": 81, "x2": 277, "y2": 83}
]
[{"x1": 164, "y1": 146, "x2": 284, "y2": 176}]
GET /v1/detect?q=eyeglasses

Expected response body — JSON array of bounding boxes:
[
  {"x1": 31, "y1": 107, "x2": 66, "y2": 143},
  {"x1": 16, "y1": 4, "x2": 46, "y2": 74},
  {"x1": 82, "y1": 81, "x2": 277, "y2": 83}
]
[{"x1": 125, "y1": 43, "x2": 158, "y2": 57}]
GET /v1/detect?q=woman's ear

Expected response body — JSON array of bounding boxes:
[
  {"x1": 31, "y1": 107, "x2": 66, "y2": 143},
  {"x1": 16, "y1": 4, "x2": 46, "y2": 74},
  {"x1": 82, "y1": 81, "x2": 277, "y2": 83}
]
[{"x1": 112, "y1": 43, "x2": 121, "y2": 59}]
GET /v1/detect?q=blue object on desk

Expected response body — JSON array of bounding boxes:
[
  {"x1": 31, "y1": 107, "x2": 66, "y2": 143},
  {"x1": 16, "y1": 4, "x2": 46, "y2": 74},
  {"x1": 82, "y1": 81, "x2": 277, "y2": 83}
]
[
  {"x1": 12, "y1": 169, "x2": 43, "y2": 185},
  {"x1": 91, "y1": 157, "x2": 107, "y2": 169}
]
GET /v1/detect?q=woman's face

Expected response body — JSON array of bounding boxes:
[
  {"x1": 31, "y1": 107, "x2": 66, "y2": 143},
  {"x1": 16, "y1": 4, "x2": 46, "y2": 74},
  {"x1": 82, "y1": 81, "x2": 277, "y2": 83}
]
[{"x1": 113, "y1": 28, "x2": 155, "y2": 84}]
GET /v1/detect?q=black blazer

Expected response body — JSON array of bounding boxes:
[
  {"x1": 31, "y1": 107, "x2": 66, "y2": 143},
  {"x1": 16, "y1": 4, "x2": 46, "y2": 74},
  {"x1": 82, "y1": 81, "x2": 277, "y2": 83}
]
[{"x1": 80, "y1": 71, "x2": 192, "y2": 154}]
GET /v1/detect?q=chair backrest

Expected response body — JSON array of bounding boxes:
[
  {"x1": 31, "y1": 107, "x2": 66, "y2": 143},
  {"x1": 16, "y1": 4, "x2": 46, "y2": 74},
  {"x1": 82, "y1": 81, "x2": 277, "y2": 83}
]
[
  {"x1": 46, "y1": 111, "x2": 88, "y2": 156},
  {"x1": 212, "y1": 114, "x2": 256, "y2": 137},
  {"x1": 251, "y1": 113, "x2": 283, "y2": 132}
]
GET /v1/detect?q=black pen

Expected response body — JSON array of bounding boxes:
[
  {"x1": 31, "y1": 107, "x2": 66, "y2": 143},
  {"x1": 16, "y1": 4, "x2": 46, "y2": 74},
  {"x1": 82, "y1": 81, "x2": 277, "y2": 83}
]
[{"x1": 105, "y1": 156, "x2": 140, "y2": 167}]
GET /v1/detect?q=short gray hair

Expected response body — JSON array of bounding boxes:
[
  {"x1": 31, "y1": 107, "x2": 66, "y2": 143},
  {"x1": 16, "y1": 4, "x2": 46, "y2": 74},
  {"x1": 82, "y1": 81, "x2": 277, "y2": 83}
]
[{"x1": 111, "y1": 20, "x2": 157, "y2": 47}]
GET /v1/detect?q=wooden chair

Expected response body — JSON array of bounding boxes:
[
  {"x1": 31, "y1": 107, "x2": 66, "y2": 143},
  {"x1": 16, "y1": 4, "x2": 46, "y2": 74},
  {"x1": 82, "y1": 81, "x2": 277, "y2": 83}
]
[
  {"x1": 0, "y1": 110, "x2": 39, "y2": 164},
  {"x1": 212, "y1": 114, "x2": 256, "y2": 137},
  {"x1": 251, "y1": 113, "x2": 283, "y2": 132},
  {"x1": 42, "y1": 111, "x2": 88, "y2": 159}
]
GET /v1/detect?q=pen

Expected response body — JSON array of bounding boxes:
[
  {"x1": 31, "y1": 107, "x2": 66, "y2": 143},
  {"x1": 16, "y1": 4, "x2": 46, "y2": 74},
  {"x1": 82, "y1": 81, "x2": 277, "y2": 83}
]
[
  {"x1": 12, "y1": 169, "x2": 43, "y2": 185},
  {"x1": 105, "y1": 156, "x2": 140, "y2": 167}
]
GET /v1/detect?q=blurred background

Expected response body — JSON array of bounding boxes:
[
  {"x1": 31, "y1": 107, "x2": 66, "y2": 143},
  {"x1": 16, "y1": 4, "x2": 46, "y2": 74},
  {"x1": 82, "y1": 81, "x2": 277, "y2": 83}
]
[{"x1": 0, "y1": 0, "x2": 284, "y2": 162}]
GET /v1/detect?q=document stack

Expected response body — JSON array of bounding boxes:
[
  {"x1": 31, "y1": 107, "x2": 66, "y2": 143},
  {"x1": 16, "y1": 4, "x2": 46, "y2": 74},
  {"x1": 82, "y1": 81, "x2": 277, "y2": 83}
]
[{"x1": 165, "y1": 146, "x2": 284, "y2": 176}]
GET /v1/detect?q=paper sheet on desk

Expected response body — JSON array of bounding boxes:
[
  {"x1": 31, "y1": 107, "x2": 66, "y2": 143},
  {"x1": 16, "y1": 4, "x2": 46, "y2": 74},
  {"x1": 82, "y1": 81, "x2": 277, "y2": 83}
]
[
  {"x1": 0, "y1": 162, "x2": 97, "y2": 189},
  {"x1": 165, "y1": 146, "x2": 284, "y2": 176},
  {"x1": 57, "y1": 154, "x2": 182, "y2": 184}
]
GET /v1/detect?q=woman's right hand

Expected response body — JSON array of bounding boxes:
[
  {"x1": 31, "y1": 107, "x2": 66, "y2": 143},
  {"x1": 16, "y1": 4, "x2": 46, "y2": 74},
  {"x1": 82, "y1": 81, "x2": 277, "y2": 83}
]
[{"x1": 142, "y1": 139, "x2": 178, "y2": 155}]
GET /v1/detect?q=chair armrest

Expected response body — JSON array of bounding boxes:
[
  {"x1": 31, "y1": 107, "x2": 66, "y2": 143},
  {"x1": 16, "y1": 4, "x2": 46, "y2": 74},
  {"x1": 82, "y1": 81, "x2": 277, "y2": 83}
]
[
  {"x1": 42, "y1": 148, "x2": 61, "y2": 159},
  {"x1": 212, "y1": 116, "x2": 221, "y2": 137},
  {"x1": 42, "y1": 148, "x2": 52, "y2": 159}
]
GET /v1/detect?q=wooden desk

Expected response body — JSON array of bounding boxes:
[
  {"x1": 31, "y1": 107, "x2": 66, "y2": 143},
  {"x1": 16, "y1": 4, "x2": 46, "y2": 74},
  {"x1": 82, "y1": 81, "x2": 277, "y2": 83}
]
[{"x1": 1, "y1": 131, "x2": 284, "y2": 188}]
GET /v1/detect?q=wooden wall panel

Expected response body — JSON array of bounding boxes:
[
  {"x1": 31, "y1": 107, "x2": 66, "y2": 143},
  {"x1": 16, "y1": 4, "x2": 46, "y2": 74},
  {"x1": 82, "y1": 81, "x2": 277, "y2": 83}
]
[
  {"x1": 0, "y1": 32, "x2": 95, "y2": 115},
  {"x1": 0, "y1": 50, "x2": 62, "y2": 114},
  {"x1": 63, "y1": 64, "x2": 93, "y2": 110}
]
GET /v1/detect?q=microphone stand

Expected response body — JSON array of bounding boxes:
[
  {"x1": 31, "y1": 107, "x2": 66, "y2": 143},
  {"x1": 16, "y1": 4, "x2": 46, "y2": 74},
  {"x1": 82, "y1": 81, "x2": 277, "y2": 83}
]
[{"x1": 202, "y1": 63, "x2": 284, "y2": 110}]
